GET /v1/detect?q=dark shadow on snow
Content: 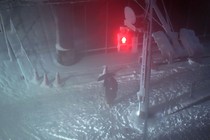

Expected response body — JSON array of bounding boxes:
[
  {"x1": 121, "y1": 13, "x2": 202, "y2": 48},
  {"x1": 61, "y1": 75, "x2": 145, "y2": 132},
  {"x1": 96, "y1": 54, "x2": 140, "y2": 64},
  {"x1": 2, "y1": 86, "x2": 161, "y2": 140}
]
[
  {"x1": 148, "y1": 91, "x2": 190, "y2": 117},
  {"x1": 169, "y1": 95, "x2": 210, "y2": 115},
  {"x1": 148, "y1": 90, "x2": 210, "y2": 117}
]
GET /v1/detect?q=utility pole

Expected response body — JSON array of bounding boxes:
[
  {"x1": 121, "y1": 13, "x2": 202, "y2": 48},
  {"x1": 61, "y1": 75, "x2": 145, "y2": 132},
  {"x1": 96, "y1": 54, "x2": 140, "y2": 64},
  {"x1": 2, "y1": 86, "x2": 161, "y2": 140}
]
[
  {"x1": 136, "y1": 0, "x2": 153, "y2": 139},
  {"x1": 123, "y1": 1, "x2": 154, "y2": 138}
]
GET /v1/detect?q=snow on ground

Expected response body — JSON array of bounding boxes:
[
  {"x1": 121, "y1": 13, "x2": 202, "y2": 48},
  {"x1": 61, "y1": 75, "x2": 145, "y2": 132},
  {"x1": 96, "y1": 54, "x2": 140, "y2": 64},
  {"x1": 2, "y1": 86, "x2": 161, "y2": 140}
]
[{"x1": 0, "y1": 48, "x2": 210, "y2": 140}]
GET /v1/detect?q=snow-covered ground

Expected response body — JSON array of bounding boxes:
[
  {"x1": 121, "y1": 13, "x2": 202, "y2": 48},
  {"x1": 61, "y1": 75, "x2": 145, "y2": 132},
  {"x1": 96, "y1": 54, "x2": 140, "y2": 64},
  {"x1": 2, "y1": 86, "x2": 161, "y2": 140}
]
[{"x1": 0, "y1": 39, "x2": 210, "y2": 140}]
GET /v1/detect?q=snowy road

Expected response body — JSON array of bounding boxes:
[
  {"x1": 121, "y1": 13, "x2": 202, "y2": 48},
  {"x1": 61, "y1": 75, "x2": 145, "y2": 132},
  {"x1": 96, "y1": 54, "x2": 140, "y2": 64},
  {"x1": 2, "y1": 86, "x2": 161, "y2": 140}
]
[{"x1": 0, "y1": 53, "x2": 210, "y2": 140}]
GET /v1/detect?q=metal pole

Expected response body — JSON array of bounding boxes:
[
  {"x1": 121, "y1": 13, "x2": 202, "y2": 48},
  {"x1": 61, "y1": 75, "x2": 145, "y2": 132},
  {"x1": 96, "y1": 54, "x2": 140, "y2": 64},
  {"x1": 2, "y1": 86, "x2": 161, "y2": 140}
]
[
  {"x1": 143, "y1": 0, "x2": 153, "y2": 139},
  {"x1": 137, "y1": 0, "x2": 153, "y2": 139}
]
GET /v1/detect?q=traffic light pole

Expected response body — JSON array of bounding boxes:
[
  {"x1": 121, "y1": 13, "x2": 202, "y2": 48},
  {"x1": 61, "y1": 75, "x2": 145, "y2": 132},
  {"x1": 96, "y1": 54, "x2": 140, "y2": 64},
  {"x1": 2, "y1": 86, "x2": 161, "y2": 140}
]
[{"x1": 136, "y1": 0, "x2": 153, "y2": 139}]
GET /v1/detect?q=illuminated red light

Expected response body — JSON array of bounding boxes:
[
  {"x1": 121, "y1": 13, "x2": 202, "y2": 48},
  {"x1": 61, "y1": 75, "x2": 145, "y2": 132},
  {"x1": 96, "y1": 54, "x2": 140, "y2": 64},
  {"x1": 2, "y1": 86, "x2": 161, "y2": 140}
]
[
  {"x1": 121, "y1": 36, "x2": 127, "y2": 44},
  {"x1": 117, "y1": 26, "x2": 133, "y2": 52}
]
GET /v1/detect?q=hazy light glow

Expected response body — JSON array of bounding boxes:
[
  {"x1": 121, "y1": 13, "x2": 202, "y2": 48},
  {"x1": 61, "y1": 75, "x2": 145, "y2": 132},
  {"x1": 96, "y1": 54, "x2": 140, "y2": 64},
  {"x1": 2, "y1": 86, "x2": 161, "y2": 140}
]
[{"x1": 121, "y1": 36, "x2": 127, "y2": 44}]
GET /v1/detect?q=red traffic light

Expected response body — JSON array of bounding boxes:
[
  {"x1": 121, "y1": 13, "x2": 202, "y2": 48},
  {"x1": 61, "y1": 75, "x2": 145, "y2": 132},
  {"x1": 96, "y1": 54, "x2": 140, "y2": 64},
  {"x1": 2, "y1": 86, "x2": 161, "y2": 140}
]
[
  {"x1": 117, "y1": 26, "x2": 138, "y2": 53},
  {"x1": 121, "y1": 36, "x2": 127, "y2": 44},
  {"x1": 117, "y1": 27, "x2": 132, "y2": 52}
]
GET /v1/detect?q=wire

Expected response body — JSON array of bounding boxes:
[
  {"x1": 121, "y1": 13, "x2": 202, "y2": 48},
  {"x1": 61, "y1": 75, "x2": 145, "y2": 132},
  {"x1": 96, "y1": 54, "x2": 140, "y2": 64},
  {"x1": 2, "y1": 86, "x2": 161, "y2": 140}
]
[
  {"x1": 133, "y1": 0, "x2": 162, "y2": 28},
  {"x1": 161, "y1": 0, "x2": 174, "y2": 32}
]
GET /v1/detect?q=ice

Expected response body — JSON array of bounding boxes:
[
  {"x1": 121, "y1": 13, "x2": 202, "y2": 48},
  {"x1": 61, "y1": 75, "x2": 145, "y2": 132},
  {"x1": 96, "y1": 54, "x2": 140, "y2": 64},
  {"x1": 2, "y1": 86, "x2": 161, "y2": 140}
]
[
  {"x1": 48, "y1": 133, "x2": 75, "y2": 140},
  {"x1": 1, "y1": 38, "x2": 210, "y2": 140}
]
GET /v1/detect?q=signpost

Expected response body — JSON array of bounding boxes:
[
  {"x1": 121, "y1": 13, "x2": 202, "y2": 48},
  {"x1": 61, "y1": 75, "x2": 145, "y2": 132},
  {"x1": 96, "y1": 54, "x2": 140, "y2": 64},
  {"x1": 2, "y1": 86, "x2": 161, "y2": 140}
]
[{"x1": 124, "y1": 2, "x2": 153, "y2": 140}]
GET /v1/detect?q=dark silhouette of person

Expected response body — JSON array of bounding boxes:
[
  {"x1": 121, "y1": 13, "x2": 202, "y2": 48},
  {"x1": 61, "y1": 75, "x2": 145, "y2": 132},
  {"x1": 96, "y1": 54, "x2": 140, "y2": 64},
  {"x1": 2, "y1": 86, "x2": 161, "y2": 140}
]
[{"x1": 98, "y1": 66, "x2": 118, "y2": 106}]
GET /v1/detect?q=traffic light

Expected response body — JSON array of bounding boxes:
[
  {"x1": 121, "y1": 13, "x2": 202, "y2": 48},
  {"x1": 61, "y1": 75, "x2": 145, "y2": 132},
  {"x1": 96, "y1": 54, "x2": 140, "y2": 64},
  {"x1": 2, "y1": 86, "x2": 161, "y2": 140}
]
[
  {"x1": 117, "y1": 26, "x2": 131, "y2": 52},
  {"x1": 117, "y1": 26, "x2": 138, "y2": 53},
  {"x1": 121, "y1": 36, "x2": 127, "y2": 44}
]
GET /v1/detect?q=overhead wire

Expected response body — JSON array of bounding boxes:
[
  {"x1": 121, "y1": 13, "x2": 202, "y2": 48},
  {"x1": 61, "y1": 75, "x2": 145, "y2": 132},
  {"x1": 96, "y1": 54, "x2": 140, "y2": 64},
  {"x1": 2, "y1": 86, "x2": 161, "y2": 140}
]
[
  {"x1": 133, "y1": 0, "x2": 162, "y2": 28},
  {"x1": 161, "y1": 0, "x2": 174, "y2": 32}
]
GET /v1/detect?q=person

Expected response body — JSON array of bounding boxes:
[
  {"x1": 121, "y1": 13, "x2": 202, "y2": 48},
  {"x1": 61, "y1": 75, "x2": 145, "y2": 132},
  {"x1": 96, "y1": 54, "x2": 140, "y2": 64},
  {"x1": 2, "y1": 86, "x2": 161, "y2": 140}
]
[{"x1": 98, "y1": 66, "x2": 118, "y2": 107}]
